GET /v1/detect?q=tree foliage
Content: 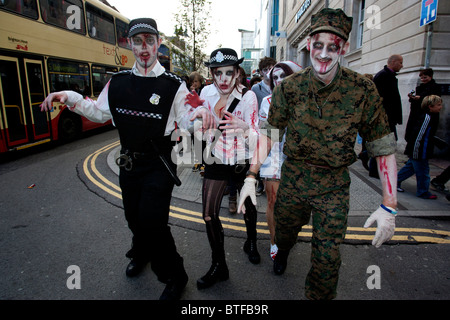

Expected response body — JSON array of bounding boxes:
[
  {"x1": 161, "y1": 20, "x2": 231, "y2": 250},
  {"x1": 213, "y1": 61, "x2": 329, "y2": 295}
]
[{"x1": 173, "y1": 0, "x2": 211, "y2": 73}]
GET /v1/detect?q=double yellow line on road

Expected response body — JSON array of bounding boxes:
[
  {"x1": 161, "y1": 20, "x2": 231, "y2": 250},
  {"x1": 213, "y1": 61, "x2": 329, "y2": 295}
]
[{"x1": 83, "y1": 141, "x2": 450, "y2": 245}]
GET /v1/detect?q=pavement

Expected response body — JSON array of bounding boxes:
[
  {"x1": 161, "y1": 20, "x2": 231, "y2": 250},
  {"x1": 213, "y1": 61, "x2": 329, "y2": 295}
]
[{"x1": 107, "y1": 144, "x2": 450, "y2": 218}]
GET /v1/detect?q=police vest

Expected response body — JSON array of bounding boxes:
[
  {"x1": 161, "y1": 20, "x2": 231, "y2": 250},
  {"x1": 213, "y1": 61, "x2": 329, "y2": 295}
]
[{"x1": 108, "y1": 70, "x2": 182, "y2": 153}]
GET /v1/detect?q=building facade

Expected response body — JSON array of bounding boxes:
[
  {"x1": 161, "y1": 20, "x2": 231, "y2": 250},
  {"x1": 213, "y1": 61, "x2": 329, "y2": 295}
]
[{"x1": 268, "y1": 0, "x2": 449, "y2": 154}]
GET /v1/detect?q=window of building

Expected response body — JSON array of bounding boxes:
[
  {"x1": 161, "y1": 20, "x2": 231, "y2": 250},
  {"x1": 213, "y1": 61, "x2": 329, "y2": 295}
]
[
  {"x1": 40, "y1": 0, "x2": 85, "y2": 34},
  {"x1": 0, "y1": 0, "x2": 38, "y2": 19},
  {"x1": 357, "y1": 0, "x2": 365, "y2": 48}
]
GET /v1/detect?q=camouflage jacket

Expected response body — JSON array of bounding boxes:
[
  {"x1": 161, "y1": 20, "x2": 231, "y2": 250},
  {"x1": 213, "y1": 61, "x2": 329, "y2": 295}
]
[{"x1": 266, "y1": 65, "x2": 396, "y2": 168}]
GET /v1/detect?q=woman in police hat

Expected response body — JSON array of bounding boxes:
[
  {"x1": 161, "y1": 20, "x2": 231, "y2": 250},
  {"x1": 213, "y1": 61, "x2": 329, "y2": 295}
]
[{"x1": 187, "y1": 48, "x2": 260, "y2": 289}]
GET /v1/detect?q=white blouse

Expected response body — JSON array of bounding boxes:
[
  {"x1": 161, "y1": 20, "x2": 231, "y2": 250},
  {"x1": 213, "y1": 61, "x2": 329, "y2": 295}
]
[{"x1": 198, "y1": 84, "x2": 260, "y2": 165}]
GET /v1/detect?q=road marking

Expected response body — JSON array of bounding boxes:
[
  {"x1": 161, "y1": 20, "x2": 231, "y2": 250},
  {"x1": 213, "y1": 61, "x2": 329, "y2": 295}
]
[{"x1": 82, "y1": 142, "x2": 450, "y2": 245}]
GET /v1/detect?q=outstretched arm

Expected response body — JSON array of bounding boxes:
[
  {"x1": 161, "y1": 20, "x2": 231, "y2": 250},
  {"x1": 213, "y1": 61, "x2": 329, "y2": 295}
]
[
  {"x1": 40, "y1": 82, "x2": 112, "y2": 123},
  {"x1": 364, "y1": 154, "x2": 398, "y2": 247}
]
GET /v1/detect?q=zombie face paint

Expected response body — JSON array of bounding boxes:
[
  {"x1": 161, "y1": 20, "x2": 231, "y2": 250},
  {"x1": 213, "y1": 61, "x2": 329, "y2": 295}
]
[
  {"x1": 213, "y1": 66, "x2": 238, "y2": 95},
  {"x1": 130, "y1": 33, "x2": 160, "y2": 75},
  {"x1": 271, "y1": 67, "x2": 286, "y2": 87},
  {"x1": 308, "y1": 32, "x2": 346, "y2": 80}
]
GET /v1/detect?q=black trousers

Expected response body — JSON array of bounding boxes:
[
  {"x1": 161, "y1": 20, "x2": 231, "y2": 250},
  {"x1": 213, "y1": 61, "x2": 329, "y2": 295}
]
[{"x1": 119, "y1": 154, "x2": 184, "y2": 280}]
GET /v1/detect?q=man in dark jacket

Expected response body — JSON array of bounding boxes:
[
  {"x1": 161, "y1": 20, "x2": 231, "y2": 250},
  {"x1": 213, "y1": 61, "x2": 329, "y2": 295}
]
[{"x1": 374, "y1": 54, "x2": 404, "y2": 140}]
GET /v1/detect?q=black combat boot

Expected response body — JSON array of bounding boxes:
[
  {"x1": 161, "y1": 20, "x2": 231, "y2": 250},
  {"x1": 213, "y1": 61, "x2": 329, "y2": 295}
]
[
  {"x1": 243, "y1": 239, "x2": 260, "y2": 264},
  {"x1": 197, "y1": 261, "x2": 229, "y2": 289},
  {"x1": 159, "y1": 259, "x2": 188, "y2": 300},
  {"x1": 273, "y1": 249, "x2": 289, "y2": 275}
]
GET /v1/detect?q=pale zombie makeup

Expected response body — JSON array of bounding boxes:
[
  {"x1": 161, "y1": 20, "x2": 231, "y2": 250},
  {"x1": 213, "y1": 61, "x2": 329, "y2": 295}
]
[
  {"x1": 213, "y1": 66, "x2": 237, "y2": 95},
  {"x1": 271, "y1": 67, "x2": 286, "y2": 87},
  {"x1": 308, "y1": 33, "x2": 346, "y2": 76},
  {"x1": 130, "y1": 33, "x2": 160, "y2": 75}
]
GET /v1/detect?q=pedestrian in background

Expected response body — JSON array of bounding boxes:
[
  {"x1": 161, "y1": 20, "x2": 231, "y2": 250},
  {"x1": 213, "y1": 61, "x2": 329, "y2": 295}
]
[
  {"x1": 258, "y1": 61, "x2": 302, "y2": 261},
  {"x1": 397, "y1": 95, "x2": 443, "y2": 199},
  {"x1": 374, "y1": 54, "x2": 404, "y2": 140},
  {"x1": 405, "y1": 68, "x2": 441, "y2": 141}
]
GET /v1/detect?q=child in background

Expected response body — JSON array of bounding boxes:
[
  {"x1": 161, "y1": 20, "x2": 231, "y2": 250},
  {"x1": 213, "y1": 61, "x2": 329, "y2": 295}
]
[{"x1": 397, "y1": 95, "x2": 443, "y2": 199}]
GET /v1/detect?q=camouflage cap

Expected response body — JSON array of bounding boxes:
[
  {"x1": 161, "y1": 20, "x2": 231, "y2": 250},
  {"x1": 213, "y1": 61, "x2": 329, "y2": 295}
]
[{"x1": 309, "y1": 8, "x2": 353, "y2": 41}]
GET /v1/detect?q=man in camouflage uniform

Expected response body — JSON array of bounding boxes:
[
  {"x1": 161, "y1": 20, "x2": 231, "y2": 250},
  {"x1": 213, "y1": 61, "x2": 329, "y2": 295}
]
[{"x1": 238, "y1": 8, "x2": 398, "y2": 300}]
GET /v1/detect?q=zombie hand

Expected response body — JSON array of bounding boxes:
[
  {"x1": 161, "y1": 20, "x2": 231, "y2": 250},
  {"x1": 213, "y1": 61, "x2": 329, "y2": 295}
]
[
  {"x1": 219, "y1": 112, "x2": 250, "y2": 132},
  {"x1": 237, "y1": 177, "x2": 257, "y2": 214},
  {"x1": 364, "y1": 205, "x2": 396, "y2": 248},
  {"x1": 186, "y1": 90, "x2": 205, "y2": 108},
  {"x1": 40, "y1": 91, "x2": 68, "y2": 112}
]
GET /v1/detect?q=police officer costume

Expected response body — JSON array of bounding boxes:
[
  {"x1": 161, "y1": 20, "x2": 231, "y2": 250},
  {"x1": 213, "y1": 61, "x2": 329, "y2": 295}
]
[{"x1": 112, "y1": 18, "x2": 188, "y2": 300}]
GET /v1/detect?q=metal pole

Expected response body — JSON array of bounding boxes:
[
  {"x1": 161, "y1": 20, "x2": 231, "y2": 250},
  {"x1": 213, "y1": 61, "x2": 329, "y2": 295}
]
[{"x1": 425, "y1": 22, "x2": 433, "y2": 68}]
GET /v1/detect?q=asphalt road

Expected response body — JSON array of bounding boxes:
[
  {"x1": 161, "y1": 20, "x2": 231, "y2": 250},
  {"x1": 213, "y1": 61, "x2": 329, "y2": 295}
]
[{"x1": 1, "y1": 128, "x2": 449, "y2": 314}]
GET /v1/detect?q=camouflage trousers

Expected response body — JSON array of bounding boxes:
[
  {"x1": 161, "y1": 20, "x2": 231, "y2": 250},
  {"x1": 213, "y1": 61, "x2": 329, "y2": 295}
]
[{"x1": 274, "y1": 158, "x2": 350, "y2": 300}]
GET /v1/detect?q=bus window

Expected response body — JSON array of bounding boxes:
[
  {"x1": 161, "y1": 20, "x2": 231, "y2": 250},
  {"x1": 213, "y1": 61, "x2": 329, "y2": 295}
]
[
  {"x1": 116, "y1": 19, "x2": 131, "y2": 50},
  {"x1": 47, "y1": 59, "x2": 90, "y2": 96},
  {"x1": 40, "y1": 0, "x2": 85, "y2": 34},
  {"x1": 86, "y1": 3, "x2": 115, "y2": 45},
  {"x1": 158, "y1": 44, "x2": 171, "y2": 71},
  {"x1": 92, "y1": 65, "x2": 117, "y2": 96},
  {"x1": 0, "y1": 59, "x2": 27, "y2": 144},
  {"x1": 0, "y1": 0, "x2": 38, "y2": 19}
]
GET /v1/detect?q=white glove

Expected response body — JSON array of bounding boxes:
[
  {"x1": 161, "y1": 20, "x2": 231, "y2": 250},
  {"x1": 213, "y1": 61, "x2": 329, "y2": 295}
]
[
  {"x1": 237, "y1": 177, "x2": 257, "y2": 214},
  {"x1": 364, "y1": 205, "x2": 396, "y2": 248}
]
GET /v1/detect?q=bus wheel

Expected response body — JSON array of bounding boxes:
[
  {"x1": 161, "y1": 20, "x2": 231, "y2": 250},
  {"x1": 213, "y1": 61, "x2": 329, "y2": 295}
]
[{"x1": 58, "y1": 112, "x2": 81, "y2": 141}]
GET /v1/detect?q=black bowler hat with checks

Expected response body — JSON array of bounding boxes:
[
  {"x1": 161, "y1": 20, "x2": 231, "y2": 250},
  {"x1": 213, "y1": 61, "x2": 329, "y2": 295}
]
[
  {"x1": 128, "y1": 18, "x2": 159, "y2": 38},
  {"x1": 204, "y1": 48, "x2": 244, "y2": 68}
]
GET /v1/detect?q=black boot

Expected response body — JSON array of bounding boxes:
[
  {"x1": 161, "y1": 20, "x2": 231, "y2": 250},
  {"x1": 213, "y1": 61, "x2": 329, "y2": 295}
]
[
  {"x1": 243, "y1": 239, "x2": 260, "y2": 264},
  {"x1": 159, "y1": 272, "x2": 188, "y2": 300},
  {"x1": 273, "y1": 249, "x2": 289, "y2": 275},
  {"x1": 197, "y1": 262, "x2": 229, "y2": 289},
  {"x1": 125, "y1": 258, "x2": 148, "y2": 277},
  {"x1": 159, "y1": 259, "x2": 188, "y2": 300}
]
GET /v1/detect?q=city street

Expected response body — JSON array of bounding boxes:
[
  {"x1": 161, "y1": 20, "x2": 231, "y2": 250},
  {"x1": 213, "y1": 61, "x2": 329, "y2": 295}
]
[{"x1": 1, "y1": 129, "x2": 449, "y2": 309}]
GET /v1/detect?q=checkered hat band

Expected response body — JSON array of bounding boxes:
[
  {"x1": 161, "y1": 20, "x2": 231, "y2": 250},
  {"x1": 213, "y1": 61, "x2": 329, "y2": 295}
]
[
  {"x1": 210, "y1": 55, "x2": 238, "y2": 63},
  {"x1": 129, "y1": 23, "x2": 158, "y2": 34},
  {"x1": 117, "y1": 108, "x2": 162, "y2": 120}
]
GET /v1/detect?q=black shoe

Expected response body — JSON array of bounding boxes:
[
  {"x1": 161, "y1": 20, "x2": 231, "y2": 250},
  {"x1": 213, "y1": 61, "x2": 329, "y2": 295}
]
[
  {"x1": 431, "y1": 179, "x2": 449, "y2": 193},
  {"x1": 243, "y1": 239, "x2": 260, "y2": 264},
  {"x1": 197, "y1": 262, "x2": 229, "y2": 289},
  {"x1": 159, "y1": 273, "x2": 188, "y2": 300},
  {"x1": 273, "y1": 249, "x2": 289, "y2": 275},
  {"x1": 126, "y1": 259, "x2": 148, "y2": 277}
]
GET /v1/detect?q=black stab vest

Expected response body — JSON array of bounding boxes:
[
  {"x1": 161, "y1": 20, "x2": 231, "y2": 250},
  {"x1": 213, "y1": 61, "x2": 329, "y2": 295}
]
[{"x1": 108, "y1": 70, "x2": 182, "y2": 153}]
